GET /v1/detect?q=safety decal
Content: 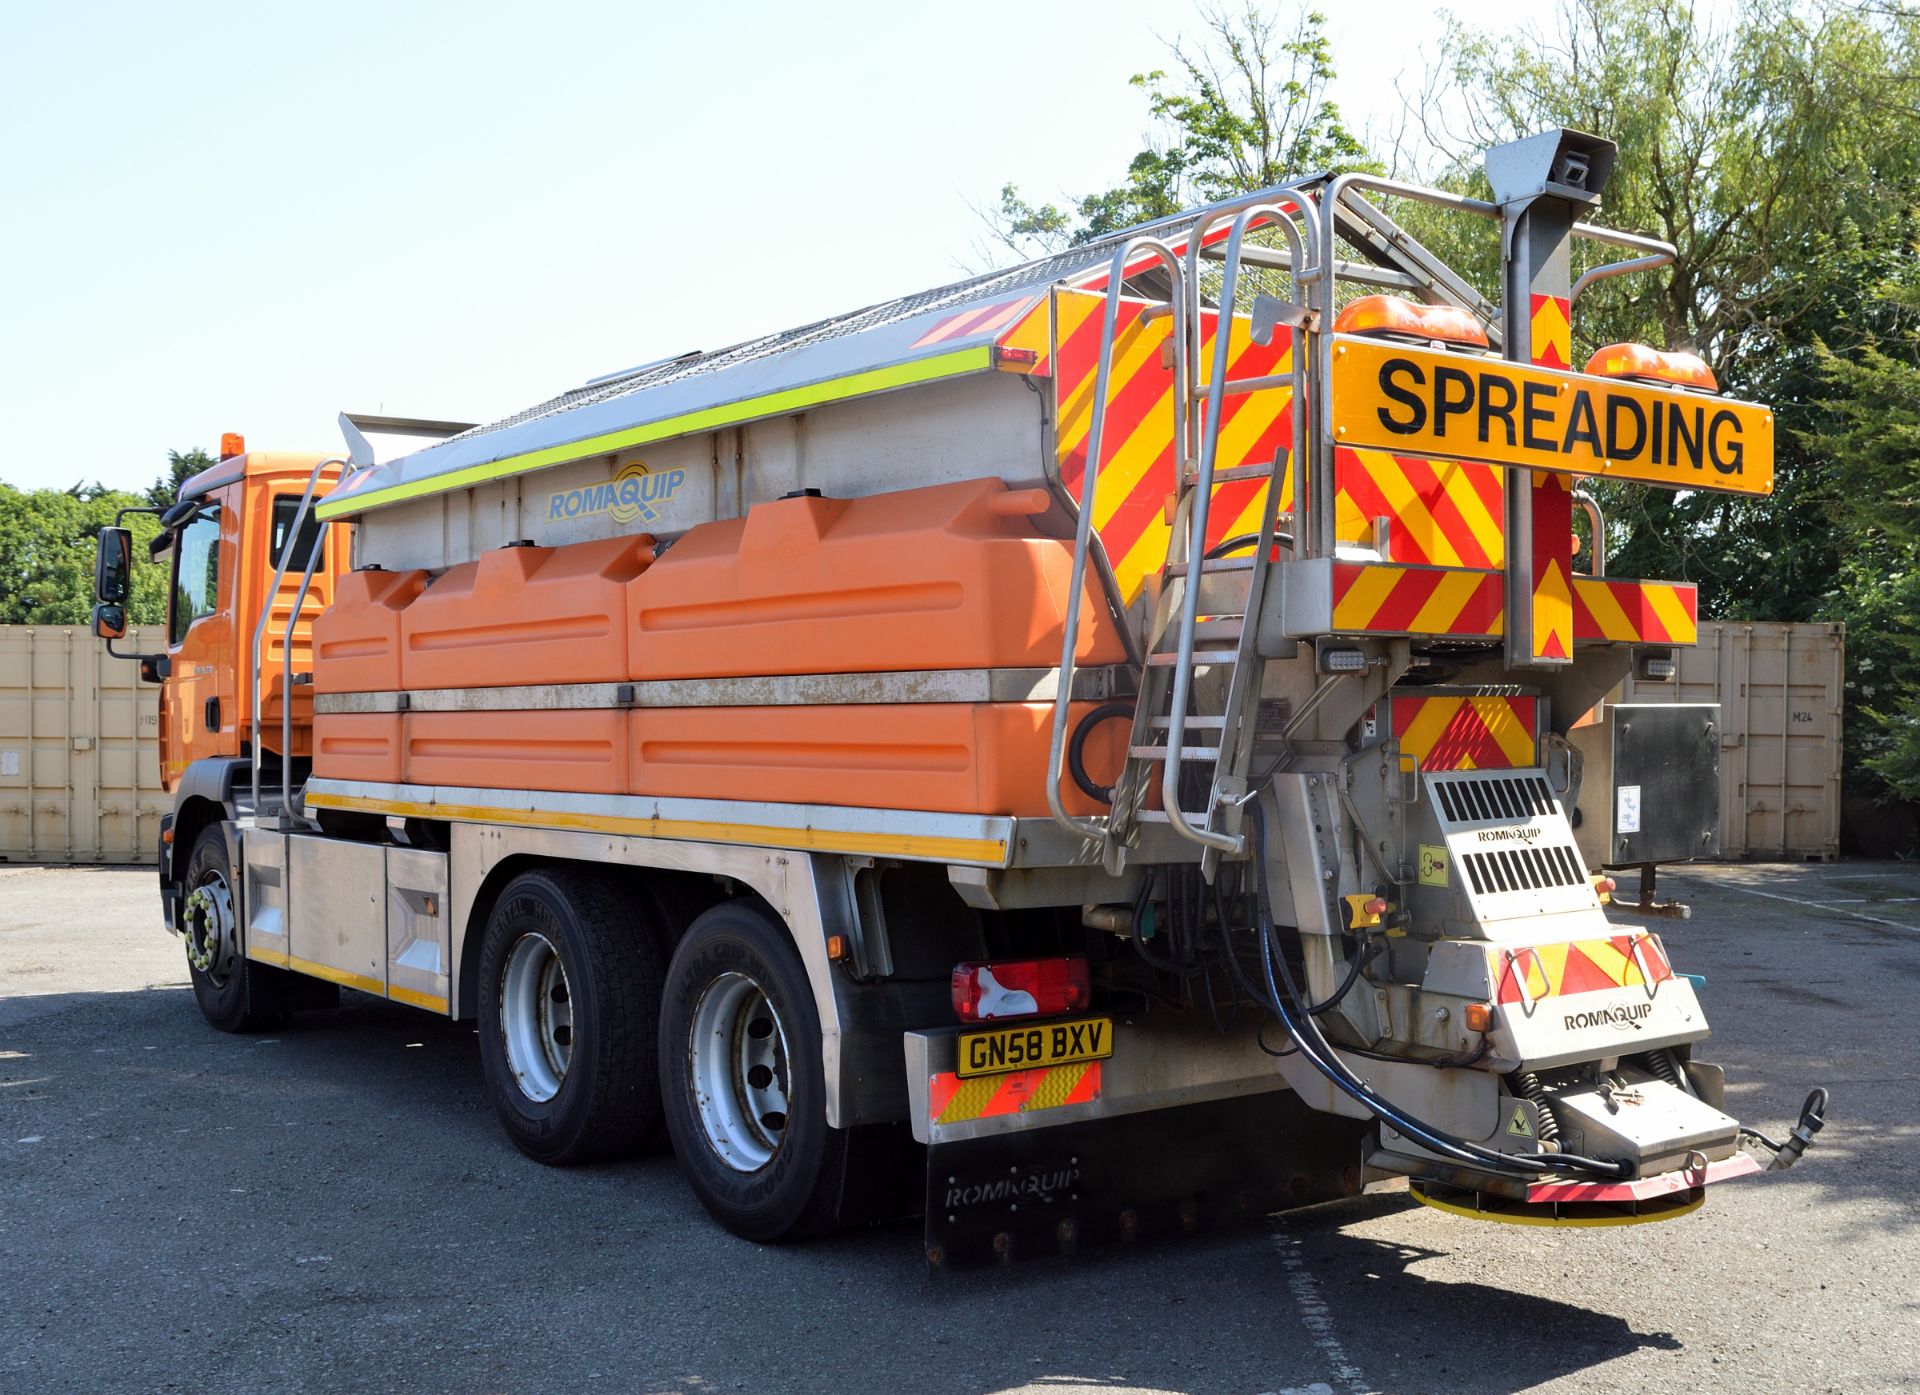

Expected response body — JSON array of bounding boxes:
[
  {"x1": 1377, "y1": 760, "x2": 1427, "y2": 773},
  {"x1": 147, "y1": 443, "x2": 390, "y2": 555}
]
[
  {"x1": 1530, "y1": 473, "x2": 1575, "y2": 660},
  {"x1": 1492, "y1": 934, "x2": 1675, "y2": 1007},
  {"x1": 1335, "y1": 447, "x2": 1506, "y2": 569},
  {"x1": 1417, "y1": 844, "x2": 1449, "y2": 886},
  {"x1": 910, "y1": 294, "x2": 1041, "y2": 350},
  {"x1": 1529, "y1": 293, "x2": 1572, "y2": 371},
  {"x1": 1330, "y1": 563, "x2": 1504, "y2": 637},
  {"x1": 1052, "y1": 289, "x2": 1296, "y2": 602},
  {"x1": 1572, "y1": 577, "x2": 1699, "y2": 644},
  {"x1": 928, "y1": 1060, "x2": 1102, "y2": 1126},
  {"x1": 1391, "y1": 695, "x2": 1537, "y2": 771}
]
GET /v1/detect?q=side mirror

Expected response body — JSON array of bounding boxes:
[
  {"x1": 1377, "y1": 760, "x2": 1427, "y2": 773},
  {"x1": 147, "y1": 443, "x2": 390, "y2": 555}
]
[
  {"x1": 92, "y1": 602, "x2": 127, "y2": 641},
  {"x1": 139, "y1": 655, "x2": 171, "y2": 684},
  {"x1": 95, "y1": 527, "x2": 132, "y2": 604}
]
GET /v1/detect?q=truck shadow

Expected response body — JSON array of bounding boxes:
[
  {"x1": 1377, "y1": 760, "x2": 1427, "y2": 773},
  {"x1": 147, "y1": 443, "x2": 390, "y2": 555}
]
[{"x1": 0, "y1": 983, "x2": 1870, "y2": 1395}]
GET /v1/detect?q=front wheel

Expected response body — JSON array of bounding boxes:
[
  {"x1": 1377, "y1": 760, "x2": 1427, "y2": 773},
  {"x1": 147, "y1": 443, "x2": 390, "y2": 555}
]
[
  {"x1": 183, "y1": 824, "x2": 294, "y2": 1033},
  {"x1": 659, "y1": 899, "x2": 848, "y2": 1242}
]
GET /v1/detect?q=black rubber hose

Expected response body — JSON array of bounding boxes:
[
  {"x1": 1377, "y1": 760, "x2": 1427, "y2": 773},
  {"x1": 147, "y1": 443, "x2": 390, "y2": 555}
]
[
  {"x1": 1244, "y1": 798, "x2": 1630, "y2": 1181},
  {"x1": 1204, "y1": 531, "x2": 1294, "y2": 561},
  {"x1": 1068, "y1": 700, "x2": 1134, "y2": 803},
  {"x1": 1128, "y1": 867, "x2": 1202, "y2": 979}
]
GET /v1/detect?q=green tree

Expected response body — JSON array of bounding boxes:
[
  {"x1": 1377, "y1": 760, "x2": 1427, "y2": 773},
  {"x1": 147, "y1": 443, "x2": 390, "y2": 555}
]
[
  {"x1": 148, "y1": 448, "x2": 214, "y2": 510},
  {"x1": 0, "y1": 485, "x2": 167, "y2": 626},
  {"x1": 980, "y1": 4, "x2": 1375, "y2": 260},
  {"x1": 1411, "y1": 0, "x2": 1920, "y2": 621},
  {"x1": 1804, "y1": 262, "x2": 1920, "y2": 799}
]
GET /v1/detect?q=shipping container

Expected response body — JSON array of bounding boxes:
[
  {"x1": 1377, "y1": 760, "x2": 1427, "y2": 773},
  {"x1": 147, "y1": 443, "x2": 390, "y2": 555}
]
[
  {"x1": 0, "y1": 625, "x2": 167, "y2": 864},
  {"x1": 1614, "y1": 620, "x2": 1844, "y2": 861}
]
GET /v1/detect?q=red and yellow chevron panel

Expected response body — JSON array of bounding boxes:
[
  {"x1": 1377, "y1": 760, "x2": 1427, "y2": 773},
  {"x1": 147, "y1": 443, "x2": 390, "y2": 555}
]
[
  {"x1": 1531, "y1": 473, "x2": 1575, "y2": 660},
  {"x1": 1529, "y1": 294, "x2": 1572, "y2": 370},
  {"x1": 1331, "y1": 563, "x2": 1503, "y2": 637},
  {"x1": 928, "y1": 1060, "x2": 1103, "y2": 1125},
  {"x1": 1390, "y1": 695, "x2": 1538, "y2": 770},
  {"x1": 995, "y1": 296, "x2": 1052, "y2": 375},
  {"x1": 1493, "y1": 934, "x2": 1675, "y2": 1007},
  {"x1": 911, "y1": 294, "x2": 1042, "y2": 350},
  {"x1": 1052, "y1": 288, "x2": 1295, "y2": 601},
  {"x1": 1334, "y1": 449, "x2": 1506, "y2": 567},
  {"x1": 1572, "y1": 577, "x2": 1699, "y2": 644}
]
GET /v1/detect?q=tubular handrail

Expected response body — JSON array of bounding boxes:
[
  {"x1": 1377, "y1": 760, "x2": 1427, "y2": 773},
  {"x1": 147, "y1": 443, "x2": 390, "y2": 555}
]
[
  {"x1": 1569, "y1": 225, "x2": 1676, "y2": 303},
  {"x1": 1160, "y1": 199, "x2": 1315, "y2": 854},
  {"x1": 1573, "y1": 489, "x2": 1606, "y2": 577},
  {"x1": 248, "y1": 456, "x2": 344, "y2": 825},
  {"x1": 1045, "y1": 236, "x2": 1190, "y2": 844}
]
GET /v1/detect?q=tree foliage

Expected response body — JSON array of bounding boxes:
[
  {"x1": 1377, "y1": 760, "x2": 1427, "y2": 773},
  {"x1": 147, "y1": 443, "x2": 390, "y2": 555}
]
[
  {"x1": 0, "y1": 449, "x2": 209, "y2": 627},
  {"x1": 981, "y1": 4, "x2": 1374, "y2": 260}
]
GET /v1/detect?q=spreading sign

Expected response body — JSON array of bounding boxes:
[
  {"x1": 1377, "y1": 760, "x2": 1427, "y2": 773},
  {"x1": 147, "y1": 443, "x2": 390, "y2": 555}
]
[{"x1": 1329, "y1": 336, "x2": 1774, "y2": 496}]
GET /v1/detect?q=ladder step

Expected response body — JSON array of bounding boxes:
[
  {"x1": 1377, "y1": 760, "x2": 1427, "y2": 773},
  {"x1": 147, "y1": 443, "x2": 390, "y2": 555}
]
[
  {"x1": 1146, "y1": 649, "x2": 1240, "y2": 666},
  {"x1": 1155, "y1": 618, "x2": 1244, "y2": 646},
  {"x1": 1151, "y1": 715, "x2": 1227, "y2": 729},
  {"x1": 1165, "y1": 558, "x2": 1254, "y2": 577},
  {"x1": 1185, "y1": 462, "x2": 1280, "y2": 487},
  {"x1": 1129, "y1": 746, "x2": 1223, "y2": 762}
]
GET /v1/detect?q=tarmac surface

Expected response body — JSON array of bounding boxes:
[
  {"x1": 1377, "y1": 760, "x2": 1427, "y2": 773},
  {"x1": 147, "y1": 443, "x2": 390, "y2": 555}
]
[{"x1": 1, "y1": 858, "x2": 1915, "y2": 1395}]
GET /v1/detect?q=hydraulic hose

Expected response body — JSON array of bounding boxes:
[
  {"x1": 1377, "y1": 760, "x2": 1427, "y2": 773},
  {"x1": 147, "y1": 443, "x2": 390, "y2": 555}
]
[{"x1": 1242, "y1": 797, "x2": 1632, "y2": 1182}]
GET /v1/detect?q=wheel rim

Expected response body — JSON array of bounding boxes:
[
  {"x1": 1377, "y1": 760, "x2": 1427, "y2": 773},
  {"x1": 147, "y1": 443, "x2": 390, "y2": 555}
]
[
  {"x1": 688, "y1": 971, "x2": 791, "y2": 1173},
  {"x1": 183, "y1": 871, "x2": 236, "y2": 986},
  {"x1": 500, "y1": 932, "x2": 573, "y2": 1103}
]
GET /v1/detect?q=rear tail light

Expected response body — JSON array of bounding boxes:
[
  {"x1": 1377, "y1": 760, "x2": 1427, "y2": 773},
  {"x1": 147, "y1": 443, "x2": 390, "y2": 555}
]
[{"x1": 951, "y1": 957, "x2": 1091, "y2": 1022}]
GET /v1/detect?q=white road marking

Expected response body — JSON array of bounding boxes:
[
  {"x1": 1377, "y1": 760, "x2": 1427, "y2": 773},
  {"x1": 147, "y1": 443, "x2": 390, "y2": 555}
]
[
  {"x1": 1681, "y1": 880, "x2": 1920, "y2": 936},
  {"x1": 1273, "y1": 1230, "x2": 1376, "y2": 1395}
]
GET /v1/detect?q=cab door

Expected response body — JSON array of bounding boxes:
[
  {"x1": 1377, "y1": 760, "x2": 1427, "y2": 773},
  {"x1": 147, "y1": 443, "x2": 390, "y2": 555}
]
[{"x1": 161, "y1": 489, "x2": 240, "y2": 788}]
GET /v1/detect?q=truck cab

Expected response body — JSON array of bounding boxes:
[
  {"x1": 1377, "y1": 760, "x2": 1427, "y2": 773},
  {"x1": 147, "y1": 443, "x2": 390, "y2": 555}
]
[{"x1": 93, "y1": 437, "x2": 346, "y2": 916}]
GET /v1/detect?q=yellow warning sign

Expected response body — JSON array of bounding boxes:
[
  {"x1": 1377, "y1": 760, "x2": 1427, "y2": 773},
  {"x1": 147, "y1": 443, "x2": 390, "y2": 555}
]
[
  {"x1": 1507, "y1": 1105, "x2": 1534, "y2": 1139},
  {"x1": 1418, "y1": 844, "x2": 1449, "y2": 887}
]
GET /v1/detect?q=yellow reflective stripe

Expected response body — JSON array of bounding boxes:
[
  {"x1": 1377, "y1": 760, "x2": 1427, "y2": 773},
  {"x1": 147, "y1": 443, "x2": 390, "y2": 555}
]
[
  {"x1": 314, "y1": 346, "x2": 994, "y2": 520},
  {"x1": 302, "y1": 791, "x2": 1009, "y2": 865},
  {"x1": 387, "y1": 983, "x2": 450, "y2": 1014},
  {"x1": 285, "y1": 955, "x2": 385, "y2": 997},
  {"x1": 247, "y1": 944, "x2": 290, "y2": 967}
]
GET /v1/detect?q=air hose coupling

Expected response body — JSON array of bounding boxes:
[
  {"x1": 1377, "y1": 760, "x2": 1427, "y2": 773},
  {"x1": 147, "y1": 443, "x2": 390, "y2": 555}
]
[{"x1": 1767, "y1": 1087, "x2": 1829, "y2": 1171}]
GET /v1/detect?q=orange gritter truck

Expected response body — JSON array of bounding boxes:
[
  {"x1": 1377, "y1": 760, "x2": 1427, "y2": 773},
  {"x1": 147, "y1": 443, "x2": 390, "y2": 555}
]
[{"x1": 92, "y1": 128, "x2": 1825, "y2": 1263}]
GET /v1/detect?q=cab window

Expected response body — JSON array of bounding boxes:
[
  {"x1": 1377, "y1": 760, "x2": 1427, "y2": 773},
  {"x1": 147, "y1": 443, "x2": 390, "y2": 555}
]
[
  {"x1": 269, "y1": 496, "x2": 323, "y2": 571},
  {"x1": 168, "y1": 505, "x2": 222, "y2": 645}
]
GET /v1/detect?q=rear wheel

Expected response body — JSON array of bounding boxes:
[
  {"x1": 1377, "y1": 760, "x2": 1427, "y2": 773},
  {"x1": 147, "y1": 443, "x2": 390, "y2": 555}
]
[
  {"x1": 659, "y1": 899, "x2": 848, "y2": 1241},
  {"x1": 477, "y1": 866, "x2": 666, "y2": 1164},
  {"x1": 183, "y1": 824, "x2": 294, "y2": 1033}
]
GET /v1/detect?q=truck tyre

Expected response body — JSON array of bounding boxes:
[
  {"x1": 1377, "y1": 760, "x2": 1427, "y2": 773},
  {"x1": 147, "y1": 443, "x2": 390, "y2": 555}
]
[
  {"x1": 659, "y1": 898, "x2": 848, "y2": 1242},
  {"x1": 183, "y1": 824, "x2": 292, "y2": 1033},
  {"x1": 477, "y1": 866, "x2": 666, "y2": 1165}
]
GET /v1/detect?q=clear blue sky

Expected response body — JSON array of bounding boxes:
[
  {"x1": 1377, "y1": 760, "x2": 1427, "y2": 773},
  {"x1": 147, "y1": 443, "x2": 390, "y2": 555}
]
[{"x1": 0, "y1": 0, "x2": 1515, "y2": 494}]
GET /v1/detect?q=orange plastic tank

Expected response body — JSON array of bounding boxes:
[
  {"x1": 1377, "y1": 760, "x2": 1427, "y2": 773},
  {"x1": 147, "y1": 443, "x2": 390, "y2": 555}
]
[
  {"x1": 403, "y1": 710, "x2": 629, "y2": 796},
  {"x1": 311, "y1": 712, "x2": 402, "y2": 785},
  {"x1": 403, "y1": 535, "x2": 655, "y2": 690},
  {"x1": 629, "y1": 478, "x2": 1127, "y2": 680},
  {"x1": 312, "y1": 568, "x2": 429, "y2": 694},
  {"x1": 626, "y1": 700, "x2": 1124, "y2": 817}
]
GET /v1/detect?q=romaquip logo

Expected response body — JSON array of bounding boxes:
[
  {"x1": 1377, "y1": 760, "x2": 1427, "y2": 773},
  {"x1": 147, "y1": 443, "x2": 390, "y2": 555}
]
[{"x1": 546, "y1": 461, "x2": 687, "y2": 525}]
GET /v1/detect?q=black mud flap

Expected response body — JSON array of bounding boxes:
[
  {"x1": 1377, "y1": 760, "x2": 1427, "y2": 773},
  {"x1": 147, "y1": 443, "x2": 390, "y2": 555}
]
[{"x1": 924, "y1": 1091, "x2": 1370, "y2": 1268}]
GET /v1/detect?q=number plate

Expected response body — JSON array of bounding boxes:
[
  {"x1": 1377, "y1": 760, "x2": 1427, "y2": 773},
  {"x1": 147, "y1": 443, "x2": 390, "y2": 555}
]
[{"x1": 956, "y1": 1016, "x2": 1113, "y2": 1079}]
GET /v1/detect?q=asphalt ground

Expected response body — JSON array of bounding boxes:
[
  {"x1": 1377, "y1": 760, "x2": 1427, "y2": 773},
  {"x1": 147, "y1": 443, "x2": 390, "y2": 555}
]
[{"x1": 1, "y1": 859, "x2": 1914, "y2": 1395}]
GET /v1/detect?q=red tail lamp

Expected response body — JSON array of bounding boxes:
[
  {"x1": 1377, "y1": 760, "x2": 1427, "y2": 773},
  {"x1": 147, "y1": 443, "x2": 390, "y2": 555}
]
[{"x1": 951, "y1": 957, "x2": 1091, "y2": 1022}]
